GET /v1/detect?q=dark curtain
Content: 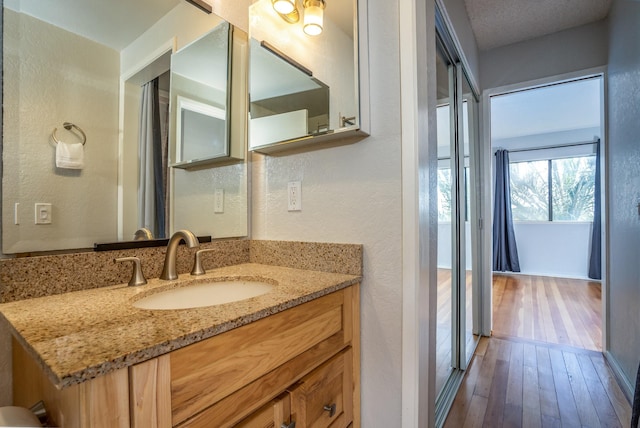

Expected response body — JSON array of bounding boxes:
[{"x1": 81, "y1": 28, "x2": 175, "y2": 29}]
[
  {"x1": 493, "y1": 149, "x2": 521, "y2": 272},
  {"x1": 151, "y1": 78, "x2": 166, "y2": 239},
  {"x1": 588, "y1": 140, "x2": 601, "y2": 279}
]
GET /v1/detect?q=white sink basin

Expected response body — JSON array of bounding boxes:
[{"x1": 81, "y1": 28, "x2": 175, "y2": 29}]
[{"x1": 132, "y1": 280, "x2": 274, "y2": 310}]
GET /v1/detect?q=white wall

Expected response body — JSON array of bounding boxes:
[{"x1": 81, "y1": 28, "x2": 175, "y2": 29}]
[
  {"x1": 512, "y1": 222, "x2": 593, "y2": 278},
  {"x1": 480, "y1": 20, "x2": 608, "y2": 90},
  {"x1": 172, "y1": 163, "x2": 248, "y2": 238},
  {"x1": 606, "y1": 0, "x2": 640, "y2": 395},
  {"x1": 2, "y1": 9, "x2": 120, "y2": 253},
  {"x1": 251, "y1": 0, "x2": 404, "y2": 424}
]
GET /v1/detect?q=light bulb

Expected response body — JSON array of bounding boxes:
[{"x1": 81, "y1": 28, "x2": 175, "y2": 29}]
[
  {"x1": 303, "y1": 0, "x2": 325, "y2": 36},
  {"x1": 272, "y1": 0, "x2": 295, "y2": 15}
]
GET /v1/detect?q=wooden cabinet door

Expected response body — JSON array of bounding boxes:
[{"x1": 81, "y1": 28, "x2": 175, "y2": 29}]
[
  {"x1": 289, "y1": 348, "x2": 353, "y2": 428},
  {"x1": 235, "y1": 393, "x2": 292, "y2": 428}
]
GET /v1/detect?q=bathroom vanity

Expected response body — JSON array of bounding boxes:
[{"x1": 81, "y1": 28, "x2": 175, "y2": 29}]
[{"x1": 2, "y1": 262, "x2": 361, "y2": 427}]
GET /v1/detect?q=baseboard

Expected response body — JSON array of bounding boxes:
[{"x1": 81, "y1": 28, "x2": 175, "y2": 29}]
[
  {"x1": 492, "y1": 270, "x2": 599, "y2": 281},
  {"x1": 604, "y1": 350, "x2": 634, "y2": 403}
]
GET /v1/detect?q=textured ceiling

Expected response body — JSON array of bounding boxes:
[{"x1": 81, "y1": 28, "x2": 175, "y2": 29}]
[{"x1": 465, "y1": 0, "x2": 612, "y2": 51}]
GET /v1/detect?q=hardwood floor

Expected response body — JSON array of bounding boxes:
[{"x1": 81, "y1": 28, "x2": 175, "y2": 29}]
[
  {"x1": 443, "y1": 275, "x2": 628, "y2": 427},
  {"x1": 444, "y1": 336, "x2": 631, "y2": 428},
  {"x1": 492, "y1": 274, "x2": 602, "y2": 351}
]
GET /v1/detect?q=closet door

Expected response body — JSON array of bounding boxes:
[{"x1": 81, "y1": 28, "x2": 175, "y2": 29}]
[
  {"x1": 435, "y1": 44, "x2": 455, "y2": 398},
  {"x1": 434, "y1": 25, "x2": 481, "y2": 421}
]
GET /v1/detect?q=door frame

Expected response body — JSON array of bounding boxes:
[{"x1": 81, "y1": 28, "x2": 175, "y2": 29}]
[{"x1": 479, "y1": 67, "x2": 609, "y2": 349}]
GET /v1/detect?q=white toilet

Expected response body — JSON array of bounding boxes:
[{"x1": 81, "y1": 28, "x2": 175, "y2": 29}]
[{"x1": 0, "y1": 406, "x2": 42, "y2": 427}]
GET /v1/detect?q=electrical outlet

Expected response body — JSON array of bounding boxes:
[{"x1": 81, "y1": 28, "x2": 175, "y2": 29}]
[
  {"x1": 288, "y1": 181, "x2": 301, "y2": 211},
  {"x1": 35, "y1": 203, "x2": 52, "y2": 225},
  {"x1": 214, "y1": 189, "x2": 224, "y2": 213}
]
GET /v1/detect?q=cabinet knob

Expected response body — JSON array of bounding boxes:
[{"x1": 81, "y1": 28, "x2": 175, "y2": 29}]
[
  {"x1": 280, "y1": 422, "x2": 296, "y2": 428},
  {"x1": 323, "y1": 403, "x2": 336, "y2": 417}
]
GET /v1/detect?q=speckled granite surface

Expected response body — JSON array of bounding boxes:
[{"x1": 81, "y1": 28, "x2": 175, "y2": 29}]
[
  {"x1": 0, "y1": 240, "x2": 363, "y2": 390},
  {"x1": 0, "y1": 240, "x2": 362, "y2": 304},
  {"x1": 250, "y1": 240, "x2": 362, "y2": 275},
  {"x1": 0, "y1": 263, "x2": 361, "y2": 389},
  {"x1": 0, "y1": 240, "x2": 250, "y2": 303}
]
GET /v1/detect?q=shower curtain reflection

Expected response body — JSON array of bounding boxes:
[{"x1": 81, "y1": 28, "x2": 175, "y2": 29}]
[{"x1": 138, "y1": 76, "x2": 170, "y2": 239}]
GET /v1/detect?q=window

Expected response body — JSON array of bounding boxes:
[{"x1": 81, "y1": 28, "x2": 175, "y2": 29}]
[
  {"x1": 510, "y1": 160, "x2": 548, "y2": 221},
  {"x1": 552, "y1": 157, "x2": 596, "y2": 221},
  {"x1": 510, "y1": 155, "x2": 595, "y2": 222}
]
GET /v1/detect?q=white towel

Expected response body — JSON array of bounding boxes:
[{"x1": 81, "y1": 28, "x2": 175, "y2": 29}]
[{"x1": 56, "y1": 141, "x2": 84, "y2": 169}]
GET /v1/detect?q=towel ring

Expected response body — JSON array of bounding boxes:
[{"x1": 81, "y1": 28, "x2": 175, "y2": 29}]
[{"x1": 52, "y1": 122, "x2": 86, "y2": 146}]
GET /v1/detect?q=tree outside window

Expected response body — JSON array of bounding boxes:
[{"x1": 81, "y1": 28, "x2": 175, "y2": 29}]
[
  {"x1": 552, "y1": 157, "x2": 595, "y2": 221},
  {"x1": 510, "y1": 155, "x2": 595, "y2": 222},
  {"x1": 510, "y1": 160, "x2": 548, "y2": 221},
  {"x1": 438, "y1": 168, "x2": 452, "y2": 222}
]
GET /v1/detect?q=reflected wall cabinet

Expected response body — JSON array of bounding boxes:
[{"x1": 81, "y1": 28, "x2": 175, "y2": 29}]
[{"x1": 248, "y1": 0, "x2": 369, "y2": 154}]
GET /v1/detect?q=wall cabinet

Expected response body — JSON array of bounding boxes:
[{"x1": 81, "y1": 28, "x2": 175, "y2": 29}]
[
  {"x1": 12, "y1": 286, "x2": 360, "y2": 428},
  {"x1": 247, "y1": 0, "x2": 370, "y2": 155}
]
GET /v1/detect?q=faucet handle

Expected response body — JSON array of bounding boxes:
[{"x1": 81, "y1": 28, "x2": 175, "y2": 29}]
[
  {"x1": 191, "y1": 249, "x2": 218, "y2": 276},
  {"x1": 115, "y1": 257, "x2": 148, "y2": 287}
]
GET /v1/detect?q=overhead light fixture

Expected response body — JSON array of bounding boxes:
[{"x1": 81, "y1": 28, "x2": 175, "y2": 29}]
[
  {"x1": 271, "y1": 0, "x2": 325, "y2": 36},
  {"x1": 279, "y1": 8, "x2": 300, "y2": 24},
  {"x1": 272, "y1": 0, "x2": 296, "y2": 15},
  {"x1": 303, "y1": 0, "x2": 325, "y2": 36},
  {"x1": 272, "y1": 0, "x2": 300, "y2": 23}
]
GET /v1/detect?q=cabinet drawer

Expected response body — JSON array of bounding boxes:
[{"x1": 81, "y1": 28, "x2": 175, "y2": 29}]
[
  {"x1": 235, "y1": 393, "x2": 291, "y2": 428},
  {"x1": 289, "y1": 348, "x2": 353, "y2": 428},
  {"x1": 171, "y1": 289, "x2": 351, "y2": 426}
]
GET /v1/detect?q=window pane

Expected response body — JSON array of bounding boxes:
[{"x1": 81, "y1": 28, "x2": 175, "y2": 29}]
[
  {"x1": 552, "y1": 156, "x2": 595, "y2": 221},
  {"x1": 510, "y1": 160, "x2": 549, "y2": 221},
  {"x1": 438, "y1": 168, "x2": 452, "y2": 222}
]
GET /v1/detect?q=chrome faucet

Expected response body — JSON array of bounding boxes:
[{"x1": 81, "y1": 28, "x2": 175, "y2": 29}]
[{"x1": 160, "y1": 230, "x2": 199, "y2": 280}]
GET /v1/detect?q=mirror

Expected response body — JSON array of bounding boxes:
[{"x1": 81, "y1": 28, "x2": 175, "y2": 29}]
[
  {"x1": 176, "y1": 95, "x2": 228, "y2": 163},
  {"x1": 2, "y1": 0, "x2": 248, "y2": 254},
  {"x1": 248, "y1": 0, "x2": 367, "y2": 153},
  {"x1": 169, "y1": 22, "x2": 245, "y2": 168}
]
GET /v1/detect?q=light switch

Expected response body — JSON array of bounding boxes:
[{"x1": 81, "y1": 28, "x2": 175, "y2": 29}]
[{"x1": 35, "y1": 203, "x2": 52, "y2": 225}]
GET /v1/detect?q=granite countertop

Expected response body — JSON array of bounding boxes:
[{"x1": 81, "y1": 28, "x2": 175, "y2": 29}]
[{"x1": 0, "y1": 263, "x2": 361, "y2": 389}]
